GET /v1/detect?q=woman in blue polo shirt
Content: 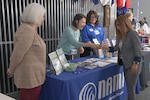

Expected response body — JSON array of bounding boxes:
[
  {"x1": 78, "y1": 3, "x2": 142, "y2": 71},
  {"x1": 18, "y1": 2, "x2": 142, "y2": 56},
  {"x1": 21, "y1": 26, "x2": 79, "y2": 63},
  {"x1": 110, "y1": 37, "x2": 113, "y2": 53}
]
[{"x1": 80, "y1": 10, "x2": 106, "y2": 57}]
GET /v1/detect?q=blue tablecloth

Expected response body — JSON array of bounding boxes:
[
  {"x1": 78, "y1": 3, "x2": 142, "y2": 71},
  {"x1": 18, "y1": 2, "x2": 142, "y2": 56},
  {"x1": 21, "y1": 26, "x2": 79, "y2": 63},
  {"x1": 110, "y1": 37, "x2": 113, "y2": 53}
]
[{"x1": 40, "y1": 57, "x2": 140, "y2": 100}]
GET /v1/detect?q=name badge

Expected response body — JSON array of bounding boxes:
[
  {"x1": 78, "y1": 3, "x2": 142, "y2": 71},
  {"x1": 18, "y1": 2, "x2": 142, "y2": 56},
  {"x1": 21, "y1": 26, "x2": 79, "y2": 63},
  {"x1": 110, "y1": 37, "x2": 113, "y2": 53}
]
[
  {"x1": 94, "y1": 30, "x2": 100, "y2": 35},
  {"x1": 89, "y1": 29, "x2": 94, "y2": 31}
]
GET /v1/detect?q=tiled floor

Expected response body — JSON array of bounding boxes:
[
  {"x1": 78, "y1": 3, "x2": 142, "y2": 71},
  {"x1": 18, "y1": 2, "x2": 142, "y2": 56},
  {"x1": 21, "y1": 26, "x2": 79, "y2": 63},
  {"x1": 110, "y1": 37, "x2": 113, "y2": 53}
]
[
  {"x1": 136, "y1": 81, "x2": 150, "y2": 100},
  {"x1": 8, "y1": 81, "x2": 150, "y2": 100}
]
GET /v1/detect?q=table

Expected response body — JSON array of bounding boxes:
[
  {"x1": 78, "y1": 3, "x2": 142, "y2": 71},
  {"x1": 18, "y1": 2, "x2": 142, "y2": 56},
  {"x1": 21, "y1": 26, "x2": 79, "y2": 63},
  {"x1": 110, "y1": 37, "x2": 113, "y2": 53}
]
[
  {"x1": 140, "y1": 51, "x2": 150, "y2": 88},
  {"x1": 40, "y1": 57, "x2": 139, "y2": 100}
]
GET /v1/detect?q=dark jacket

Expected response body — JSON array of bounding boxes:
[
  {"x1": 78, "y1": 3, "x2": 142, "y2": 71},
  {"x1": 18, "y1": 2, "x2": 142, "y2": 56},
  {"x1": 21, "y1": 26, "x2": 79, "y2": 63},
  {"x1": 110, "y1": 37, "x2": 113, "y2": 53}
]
[{"x1": 109, "y1": 30, "x2": 142, "y2": 68}]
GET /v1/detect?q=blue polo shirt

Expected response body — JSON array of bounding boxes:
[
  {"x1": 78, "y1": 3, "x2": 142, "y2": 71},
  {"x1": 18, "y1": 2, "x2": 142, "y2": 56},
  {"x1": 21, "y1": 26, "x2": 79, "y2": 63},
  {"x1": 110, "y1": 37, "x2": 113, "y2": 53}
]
[{"x1": 80, "y1": 24, "x2": 105, "y2": 44}]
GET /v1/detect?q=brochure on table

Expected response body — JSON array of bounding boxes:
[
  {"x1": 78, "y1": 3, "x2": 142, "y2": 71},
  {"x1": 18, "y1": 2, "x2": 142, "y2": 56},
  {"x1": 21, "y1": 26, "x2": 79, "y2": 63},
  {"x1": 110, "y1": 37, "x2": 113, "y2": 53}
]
[
  {"x1": 48, "y1": 51, "x2": 63, "y2": 75},
  {"x1": 56, "y1": 48, "x2": 69, "y2": 68},
  {"x1": 48, "y1": 48, "x2": 118, "y2": 74},
  {"x1": 48, "y1": 48, "x2": 70, "y2": 75}
]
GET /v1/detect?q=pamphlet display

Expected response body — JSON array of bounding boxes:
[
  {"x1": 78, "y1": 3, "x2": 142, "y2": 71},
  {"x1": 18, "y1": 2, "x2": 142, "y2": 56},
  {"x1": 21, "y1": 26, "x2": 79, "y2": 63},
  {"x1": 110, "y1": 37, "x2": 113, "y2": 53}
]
[
  {"x1": 48, "y1": 51, "x2": 63, "y2": 75},
  {"x1": 56, "y1": 48, "x2": 69, "y2": 69},
  {"x1": 48, "y1": 48, "x2": 118, "y2": 75}
]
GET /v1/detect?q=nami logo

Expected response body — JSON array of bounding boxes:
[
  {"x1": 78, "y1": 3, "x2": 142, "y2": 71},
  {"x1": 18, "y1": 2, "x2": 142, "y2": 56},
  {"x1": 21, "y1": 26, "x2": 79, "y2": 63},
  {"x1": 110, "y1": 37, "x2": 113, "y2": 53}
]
[{"x1": 79, "y1": 82, "x2": 97, "y2": 100}]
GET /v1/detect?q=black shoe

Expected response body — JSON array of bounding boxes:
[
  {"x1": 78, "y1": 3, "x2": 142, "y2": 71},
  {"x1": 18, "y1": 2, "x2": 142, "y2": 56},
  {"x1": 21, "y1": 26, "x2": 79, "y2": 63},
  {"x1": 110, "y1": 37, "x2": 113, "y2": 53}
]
[
  {"x1": 145, "y1": 84, "x2": 148, "y2": 87},
  {"x1": 140, "y1": 87, "x2": 145, "y2": 91}
]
